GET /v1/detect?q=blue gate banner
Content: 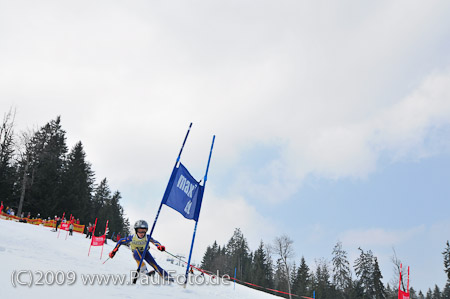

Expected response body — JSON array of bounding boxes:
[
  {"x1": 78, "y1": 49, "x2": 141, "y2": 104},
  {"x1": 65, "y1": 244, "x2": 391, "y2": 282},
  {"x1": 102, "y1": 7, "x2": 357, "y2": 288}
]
[{"x1": 162, "y1": 163, "x2": 204, "y2": 222}]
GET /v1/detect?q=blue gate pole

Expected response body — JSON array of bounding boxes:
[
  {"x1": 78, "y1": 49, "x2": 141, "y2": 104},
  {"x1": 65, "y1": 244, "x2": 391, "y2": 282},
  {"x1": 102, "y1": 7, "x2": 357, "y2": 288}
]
[
  {"x1": 184, "y1": 135, "x2": 215, "y2": 286},
  {"x1": 133, "y1": 123, "x2": 193, "y2": 284}
]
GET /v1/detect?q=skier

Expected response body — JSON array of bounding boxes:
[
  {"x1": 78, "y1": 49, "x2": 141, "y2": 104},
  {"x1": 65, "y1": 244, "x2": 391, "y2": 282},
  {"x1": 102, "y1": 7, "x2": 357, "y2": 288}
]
[
  {"x1": 104, "y1": 227, "x2": 109, "y2": 244},
  {"x1": 55, "y1": 216, "x2": 61, "y2": 232},
  {"x1": 108, "y1": 220, "x2": 172, "y2": 280}
]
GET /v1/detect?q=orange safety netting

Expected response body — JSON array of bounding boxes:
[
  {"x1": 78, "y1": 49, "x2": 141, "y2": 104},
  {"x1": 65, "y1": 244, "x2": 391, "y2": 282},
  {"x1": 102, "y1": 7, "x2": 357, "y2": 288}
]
[{"x1": 1, "y1": 212, "x2": 85, "y2": 233}]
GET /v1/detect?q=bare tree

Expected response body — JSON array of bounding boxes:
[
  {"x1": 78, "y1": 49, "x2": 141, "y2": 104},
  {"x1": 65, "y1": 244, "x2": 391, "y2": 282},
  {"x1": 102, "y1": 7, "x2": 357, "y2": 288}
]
[
  {"x1": 16, "y1": 128, "x2": 36, "y2": 217},
  {"x1": 0, "y1": 108, "x2": 16, "y2": 166},
  {"x1": 272, "y1": 234, "x2": 295, "y2": 299},
  {"x1": 0, "y1": 108, "x2": 16, "y2": 205},
  {"x1": 390, "y1": 247, "x2": 408, "y2": 292}
]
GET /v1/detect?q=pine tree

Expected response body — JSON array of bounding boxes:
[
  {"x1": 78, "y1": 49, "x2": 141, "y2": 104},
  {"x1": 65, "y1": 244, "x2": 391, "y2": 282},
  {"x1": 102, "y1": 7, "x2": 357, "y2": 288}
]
[
  {"x1": 92, "y1": 178, "x2": 112, "y2": 233},
  {"x1": 2, "y1": 115, "x2": 129, "y2": 235},
  {"x1": 252, "y1": 240, "x2": 273, "y2": 287},
  {"x1": 292, "y1": 256, "x2": 311, "y2": 297},
  {"x1": 22, "y1": 116, "x2": 68, "y2": 217},
  {"x1": 386, "y1": 284, "x2": 396, "y2": 299},
  {"x1": 418, "y1": 290, "x2": 425, "y2": 299},
  {"x1": 314, "y1": 259, "x2": 332, "y2": 299},
  {"x1": 60, "y1": 141, "x2": 95, "y2": 223},
  {"x1": 201, "y1": 240, "x2": 228, "y2": 276},
  {"x1": 274, "y1": 258, "x2": 289, "y2": 293},
  {"x1": 443, "y1": 241, "x2": 450, "y2": 282},
  {"x1": 433, "y1": 285, "x2": 442, "y2": 299},
  {"x1": 352, "y1": 279, "x2": 366, "y2": 299},
  {"x1": 332, "y1": 241, "x2": 352, "y2": 294},
  {"x1": 109, "y1": 191, "x2": 129, "y2": 236},
  {"x1": 442, "y1": 283, "x2": 450, "y2": 299},
  {"x1": 354, "y1": 247, "x2": 375, "y2": 298},
  {"x1": 290, "y1": 262, "x2": 297, "y2": 292},
  {"x1": 216, "y1": 245, "x2": 228, "y2": 275},
  {"x1": 264, "y1": 244, "x2": 274, "y2": 289},
  {"x1": 373, "y1": 257, "x2": 387, "y2": 299},
  {"x1": 201, "y1": 244, "x2": 215, "y2": 270},
  {"x1": 225, "y1": 228, "x2": 252, "y2": 281}
]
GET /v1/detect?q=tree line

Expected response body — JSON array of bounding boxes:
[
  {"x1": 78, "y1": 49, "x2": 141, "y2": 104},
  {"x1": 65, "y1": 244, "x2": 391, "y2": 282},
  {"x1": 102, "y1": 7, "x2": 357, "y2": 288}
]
[
  {"x1": 201, "y1": 228, "x2": 450, "y2": 299},
  {"x1": 0, "y1": 109, "x2": 130, "y2": 236}
]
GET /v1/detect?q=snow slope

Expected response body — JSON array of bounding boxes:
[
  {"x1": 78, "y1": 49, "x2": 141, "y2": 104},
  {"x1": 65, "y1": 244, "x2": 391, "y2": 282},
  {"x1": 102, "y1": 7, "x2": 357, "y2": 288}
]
[{"x1": 0, "y1": 219, "x2": 278, "y2": 299}]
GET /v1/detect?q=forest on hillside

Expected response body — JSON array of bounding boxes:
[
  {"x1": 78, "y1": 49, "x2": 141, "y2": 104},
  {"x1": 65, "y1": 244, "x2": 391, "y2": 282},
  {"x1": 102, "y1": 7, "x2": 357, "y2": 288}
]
[
  {"x1": 0, "y1": 109, "x2": 129, "y2": 236},
  {"x1": 201, "y1": 228, "x2": 450, "y2": 299}
]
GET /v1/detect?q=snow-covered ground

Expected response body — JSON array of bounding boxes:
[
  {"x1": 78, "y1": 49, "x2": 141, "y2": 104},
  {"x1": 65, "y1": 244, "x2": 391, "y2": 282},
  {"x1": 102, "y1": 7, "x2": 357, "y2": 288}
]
[{"x1": 0, "y1": 219, "x2": 278, "y2": 298}]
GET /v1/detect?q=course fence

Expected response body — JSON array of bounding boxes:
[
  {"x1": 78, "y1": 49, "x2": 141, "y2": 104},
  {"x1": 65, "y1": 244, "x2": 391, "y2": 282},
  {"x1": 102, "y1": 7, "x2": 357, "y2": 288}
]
[{"x1": 0, "y1": 212, "x2": 85, "y2": 233}]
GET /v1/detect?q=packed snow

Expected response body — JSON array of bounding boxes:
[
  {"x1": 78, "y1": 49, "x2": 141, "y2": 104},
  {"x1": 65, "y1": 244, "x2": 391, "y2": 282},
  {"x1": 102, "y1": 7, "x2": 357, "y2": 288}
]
[{"x1": 0, "y1": 219, "x2": 279, "y2": 298}]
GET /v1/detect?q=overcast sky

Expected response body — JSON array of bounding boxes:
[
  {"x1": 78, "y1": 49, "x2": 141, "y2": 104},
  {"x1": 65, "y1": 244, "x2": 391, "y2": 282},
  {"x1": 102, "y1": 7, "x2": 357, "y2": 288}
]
[{"x1": 2, "y1": 0, "x2": 450, "y2": 292}]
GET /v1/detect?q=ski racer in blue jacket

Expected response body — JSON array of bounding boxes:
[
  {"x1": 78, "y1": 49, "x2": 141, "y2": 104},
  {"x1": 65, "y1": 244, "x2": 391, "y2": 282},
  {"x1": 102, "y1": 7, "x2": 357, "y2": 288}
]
[{"x1": 109, "y1": 220, "x2": 170, "y2": 278}]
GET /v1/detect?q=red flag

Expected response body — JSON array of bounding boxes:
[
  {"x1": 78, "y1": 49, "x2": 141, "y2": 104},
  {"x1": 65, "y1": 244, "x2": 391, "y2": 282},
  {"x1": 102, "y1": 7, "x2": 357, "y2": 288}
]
[
  {"x1": 398, "y1": 264, "x2": 410, "y2": 299},
  {"x1": 398, "y1": 290, "x2": 410, "y2": 299},
  {"x1": 88, "y1": 219, "x2": 108, "y2": 259},
  {"x1": 91, "y1": 235, "x2": 105, "y2": 246},
  {"x1": 88, "y1": 218, "x2": 98, "y2": 256},
  {"x1": 57, "y1": 212, "x2": 65, "y2": 239},
  {"x1": 60, "y1": 223, "x2": 70, "y2": 231}
]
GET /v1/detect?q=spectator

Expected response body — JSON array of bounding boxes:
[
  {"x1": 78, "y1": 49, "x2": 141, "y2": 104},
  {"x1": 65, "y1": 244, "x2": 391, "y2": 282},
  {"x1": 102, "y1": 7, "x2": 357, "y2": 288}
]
[
  {"x1": 69, "y1": 221, "x2": 74, "y2": 236},
  {"x1": 86, "y1": 223, "x2": 94, "y2": 239}
]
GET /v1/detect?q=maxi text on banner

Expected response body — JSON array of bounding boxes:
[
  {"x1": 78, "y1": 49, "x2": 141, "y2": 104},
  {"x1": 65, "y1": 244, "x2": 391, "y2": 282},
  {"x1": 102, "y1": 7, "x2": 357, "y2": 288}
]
[{"x1": 161, "y1": 163, "x2": 205, "y2": 222}]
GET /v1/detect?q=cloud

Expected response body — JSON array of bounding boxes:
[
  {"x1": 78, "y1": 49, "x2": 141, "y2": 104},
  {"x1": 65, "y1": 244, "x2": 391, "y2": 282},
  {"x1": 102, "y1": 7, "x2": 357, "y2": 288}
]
[
  {"x1": 2, "y1": 0, "x2": 450, "y2": 204},
  {"x1": 370, "y1": 69, "x2": 450, "y2": 159},
  {"x1": 339, "y1": 226, "x2": 425, "y2": 248}
]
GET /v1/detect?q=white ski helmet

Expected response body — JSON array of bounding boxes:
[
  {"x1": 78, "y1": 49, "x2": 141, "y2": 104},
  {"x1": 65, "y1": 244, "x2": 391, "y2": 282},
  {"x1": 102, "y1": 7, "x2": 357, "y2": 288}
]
[{"x1": 134, "y1": 220, "x2": 149, "y2": 233}]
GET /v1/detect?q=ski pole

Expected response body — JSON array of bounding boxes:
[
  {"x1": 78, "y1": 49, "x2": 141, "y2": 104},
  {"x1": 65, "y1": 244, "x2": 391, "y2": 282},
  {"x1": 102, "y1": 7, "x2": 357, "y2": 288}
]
[{"x1": 102, "y1": 257, "x2": 110, "y2": 265}]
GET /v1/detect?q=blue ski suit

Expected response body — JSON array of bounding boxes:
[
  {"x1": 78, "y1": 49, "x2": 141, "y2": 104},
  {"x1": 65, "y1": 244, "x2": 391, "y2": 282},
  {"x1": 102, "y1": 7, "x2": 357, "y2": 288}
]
[{"x1": 113, "y1": 234, "x2": 169, "y2": 277}]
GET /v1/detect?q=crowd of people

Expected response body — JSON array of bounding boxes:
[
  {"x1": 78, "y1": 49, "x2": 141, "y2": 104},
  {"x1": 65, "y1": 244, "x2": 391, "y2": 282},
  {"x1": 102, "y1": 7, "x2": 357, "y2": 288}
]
[
  {"x1": 0, "y1": 209, "x2": 177, "y2": 282},
  {"x1": 0, "y1": 202, "x2": 84, "y2": 237},
  {"x1": 0, "y1": 201, "x2": 16, "y2": 217}
]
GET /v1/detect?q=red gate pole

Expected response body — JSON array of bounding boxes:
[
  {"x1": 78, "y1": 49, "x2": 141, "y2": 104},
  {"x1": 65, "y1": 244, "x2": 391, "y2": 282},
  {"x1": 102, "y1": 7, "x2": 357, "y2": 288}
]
[
  {"x1": 57, "y1": 212, "x2": 65, "y2": 239},
  {"x1": 88, "y1": 218, "x2": 98, "y2": 256},
  {"x1": 100, "y1": 220, "x2": 108, "y2": 259}
]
